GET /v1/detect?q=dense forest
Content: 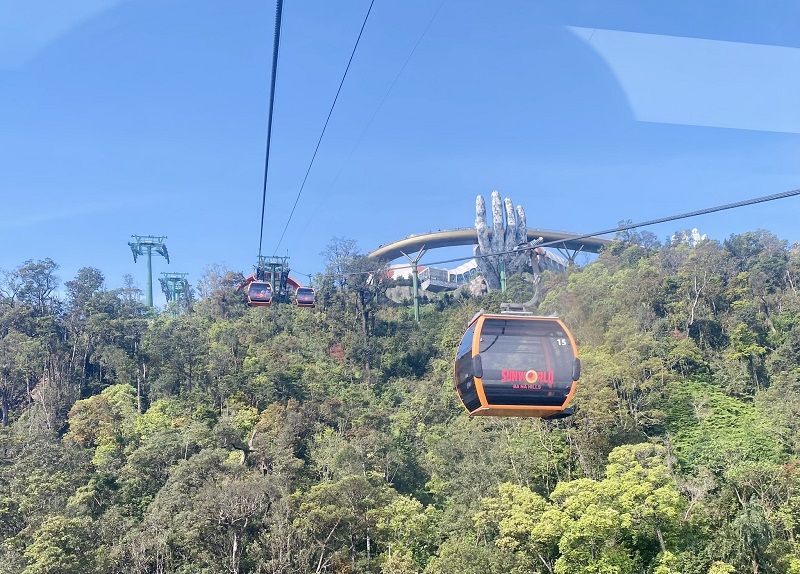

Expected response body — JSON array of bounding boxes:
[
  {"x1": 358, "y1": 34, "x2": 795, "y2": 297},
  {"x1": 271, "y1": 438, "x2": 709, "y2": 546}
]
[{"x1": 0, "y1": 230, "x2": 799, "y2": 574}]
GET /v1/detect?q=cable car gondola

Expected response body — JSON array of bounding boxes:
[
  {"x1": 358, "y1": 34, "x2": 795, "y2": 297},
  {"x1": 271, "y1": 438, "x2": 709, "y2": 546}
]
[
  {"x1": 294, "y1": 286, "x2": 316, "y2": 308},
  {"x1": 246, "y1": 281, "x2": 273, "y2": 307},
  {"x1": 454, "y1": 311, "x2": 580, "y2": 418}
]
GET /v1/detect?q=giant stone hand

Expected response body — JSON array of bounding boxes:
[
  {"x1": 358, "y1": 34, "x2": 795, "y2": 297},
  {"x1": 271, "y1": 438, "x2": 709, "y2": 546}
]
[{"x1": 474, "y1": 191, "x2": 529, "y2": 291}]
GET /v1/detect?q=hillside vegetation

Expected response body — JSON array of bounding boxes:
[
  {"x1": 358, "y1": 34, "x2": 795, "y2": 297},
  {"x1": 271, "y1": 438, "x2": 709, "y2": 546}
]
[{"x1": 1, "y1": 230, "x2": 799, "y2": 574}]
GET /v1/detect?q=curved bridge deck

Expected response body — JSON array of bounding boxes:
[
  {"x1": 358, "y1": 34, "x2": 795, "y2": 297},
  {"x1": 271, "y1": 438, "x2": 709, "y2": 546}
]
[{"x1": 368, "y1": 228, "x2": 612, "y2": 261}]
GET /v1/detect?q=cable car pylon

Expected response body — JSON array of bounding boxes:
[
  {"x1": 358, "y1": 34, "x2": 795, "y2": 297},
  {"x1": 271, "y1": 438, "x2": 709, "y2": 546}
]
[
  {"x1": 128, "y1": 235, "x2": 169, "y2": 307},
  {"x1": 159, "y1": 272, "x2": 191, "y2": 316},
  {"x1": 400, "y1": 247, "x2": 426, "y2": 323},
  {"x1": 238, "y1": 255, "x2": 315, "y2": 307}
]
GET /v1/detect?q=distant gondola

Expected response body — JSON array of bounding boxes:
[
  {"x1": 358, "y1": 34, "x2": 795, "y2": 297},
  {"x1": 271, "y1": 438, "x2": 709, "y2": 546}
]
[
  {"x1": 454, "y1": 311, "x2": 580, "y2": 418},
  {"x1": 294, "y1": 286, "x2": 316, "y2": 308},
  {"x1": 246, "y1": 281, "x2": 273, "y2": 307}
]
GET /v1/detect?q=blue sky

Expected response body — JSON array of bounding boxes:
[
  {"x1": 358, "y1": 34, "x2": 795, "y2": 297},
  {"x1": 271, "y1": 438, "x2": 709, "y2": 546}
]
[{"x1": 1, "y1": 0, "x2": 798, "y2": 306}]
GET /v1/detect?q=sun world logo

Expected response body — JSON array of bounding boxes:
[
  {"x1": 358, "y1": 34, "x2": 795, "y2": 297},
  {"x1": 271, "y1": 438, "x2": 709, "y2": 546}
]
[{"x1": 501, "y1": 369, "x2": 554, "y2": 386}]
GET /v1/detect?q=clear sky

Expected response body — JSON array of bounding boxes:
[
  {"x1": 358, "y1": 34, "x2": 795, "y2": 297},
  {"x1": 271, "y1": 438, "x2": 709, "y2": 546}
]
[{"x1": 1, "y1": 0, "x2": 798, "y2": 306}]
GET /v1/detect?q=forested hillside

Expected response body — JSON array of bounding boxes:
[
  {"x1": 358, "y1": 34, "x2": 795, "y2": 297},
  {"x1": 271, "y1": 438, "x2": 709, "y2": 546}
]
[{"x1": 1, "y1": 230, "x2": 799, "y2": 574}]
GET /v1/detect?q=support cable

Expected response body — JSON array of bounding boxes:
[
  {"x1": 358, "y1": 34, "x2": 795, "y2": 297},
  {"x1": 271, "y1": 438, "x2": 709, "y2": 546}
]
[
  {"x1": 351, "y1": 187, "x2": 800, "y2": 275},
  {"x1": 274, "y1": 0, "x2": 377, "y2": 253},
  {"x1": 528, "y1": 187, "x2": 800, "y2": 255},
  {"x1": 258, "y1": 0, "x2": 285, "y2": 260},
  {"x1": 302, "y1": 0, "x2": 446, "y2": 229}
]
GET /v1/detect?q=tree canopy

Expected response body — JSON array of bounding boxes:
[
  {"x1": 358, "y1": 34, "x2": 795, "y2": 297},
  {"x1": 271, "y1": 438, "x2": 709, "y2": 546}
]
[{"x1": 0, "y1": 232, "x2": 799, "y2": 573}]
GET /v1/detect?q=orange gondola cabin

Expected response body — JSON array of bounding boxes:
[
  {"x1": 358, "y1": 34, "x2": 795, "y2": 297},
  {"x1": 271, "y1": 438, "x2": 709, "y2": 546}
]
[
  {"x1": 454, "y1": 312, "x2": 580, "y2": 418},
  {"x1": 246, "y1": 281, "x2": 273, "y2": 307}
]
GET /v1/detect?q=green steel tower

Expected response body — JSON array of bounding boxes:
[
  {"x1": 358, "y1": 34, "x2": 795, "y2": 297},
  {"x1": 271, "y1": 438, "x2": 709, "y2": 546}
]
[
  {"x1": 256, "y1": 255, "x2": 291, "y2": 301},
  {"x1": 128, "y1": 235, "x2": 169, "y2": 307},
  {"x1": 159, "y1": 272, "x2": 191, "y2": 316},
  {"x1": 400, "y1": 248, "x2": 426, "y2": 323}
]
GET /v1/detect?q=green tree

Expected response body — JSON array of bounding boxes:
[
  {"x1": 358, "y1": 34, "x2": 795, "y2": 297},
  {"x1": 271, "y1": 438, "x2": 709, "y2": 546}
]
[
  {"x1": 295, "y1": 473, "x2": 395, "y2": 573},
  {"x1": 16, "y1": 259, "x2": 60, "y2": 316},
  {"x1": 22, "y1": 515, "x2": 101, "y2": 574}
]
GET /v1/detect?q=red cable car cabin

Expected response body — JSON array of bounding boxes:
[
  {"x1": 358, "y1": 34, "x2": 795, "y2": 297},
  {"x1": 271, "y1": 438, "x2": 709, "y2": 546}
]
[
  {"x1": 454, "y1": 314, "x2": 580, "y2": 418},
  {"x1": 294, "y1": 286, "x2": 316, "y2": 307},
  {"x1": 246, "y1": 281, "x2": 273, "y2": 307}
]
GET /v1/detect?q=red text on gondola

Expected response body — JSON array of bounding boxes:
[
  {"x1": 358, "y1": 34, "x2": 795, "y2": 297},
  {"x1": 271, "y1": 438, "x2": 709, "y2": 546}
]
[{"x1": 501, "y1": 369, "x2": 554, "y2": 385}]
